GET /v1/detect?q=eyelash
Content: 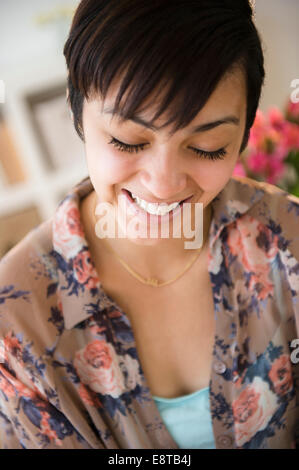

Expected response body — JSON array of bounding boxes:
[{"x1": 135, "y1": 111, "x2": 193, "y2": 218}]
[{"x1": 108, "y1": 137, "x2": 227, "y2": 161}]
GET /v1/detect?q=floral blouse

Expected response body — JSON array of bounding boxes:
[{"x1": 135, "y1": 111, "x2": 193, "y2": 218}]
[{"x1": 0, "y1": 175, "x2": 299, "y2": 449}]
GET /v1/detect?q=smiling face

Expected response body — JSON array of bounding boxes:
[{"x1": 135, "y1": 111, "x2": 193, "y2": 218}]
[{"x1": 81, "y1": 66, "x2": 247, "y2": 247}]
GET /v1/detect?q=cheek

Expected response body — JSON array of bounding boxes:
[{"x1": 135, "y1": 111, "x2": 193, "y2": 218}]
[
  {"x1": 83, "y1": 122, "x2": 135, "y2": 184},
  {"x1": 86, "y1": 143, "x2": 135, "y2": 185},
  {"x1": 193, "y1": 158, "x2": 236, "y2": 192}
]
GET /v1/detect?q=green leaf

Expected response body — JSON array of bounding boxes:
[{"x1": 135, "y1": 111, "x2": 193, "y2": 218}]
[
  {"x1": 285, "y1": 151, "x2": 299, "y2": 172},
  {"x1": 287, "y1": 182, "x2": 299, "y2": 197}
]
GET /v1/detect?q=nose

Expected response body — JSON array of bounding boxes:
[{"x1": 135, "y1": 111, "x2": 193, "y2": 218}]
[{"x1": 139, "y1": 149, "x2": 187, "y2": 200}]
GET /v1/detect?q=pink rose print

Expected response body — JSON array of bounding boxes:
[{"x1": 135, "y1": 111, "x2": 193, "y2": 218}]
[
  {"x1": 53, "y1": 198, "x2": 86, "y2": 259},
  {"x1": 67, "y1": 207, "x2": 85, "y2": 236},
  {"x1": 40, "y1": 411, "x2": 63, "y2": 447},
  {"x1": 2, "y1": 330, "x2": 23, "y2": 365},
  {"x1": 78, "y1": 383, "x2": 103, "y2": 408},
  {"x1": 0, "y1": 364, "x2": 45, "y2": 401},
  {"x1": 1, "y1": 332, "x2": 47, "y2": 401},
  {"x1": 232, "y1": 376, "x2": 279, "y2": 447},
  {"x1": 74, "y1": 340, "x2": 126, "y2": 398},
  {"x1": 73, "y1": 250, "x2": 99, "y2": 289},
  {"x1": 268, "y1": 354, "x2": 293, "y2": 396},
  {"x1": 227, "y1": 215, "x2": 279, "y2": 300},
  {"x1": 0, "y1": 366, "x2": 16, "y2": 398}
]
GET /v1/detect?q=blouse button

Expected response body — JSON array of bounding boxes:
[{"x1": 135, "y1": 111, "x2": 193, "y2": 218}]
[
  {"x1": 216, "y1": 434, "x2": 233, "y2": 448},
  {"x1": 213, "y1": 360, "x2": 226, "y2": 374}
]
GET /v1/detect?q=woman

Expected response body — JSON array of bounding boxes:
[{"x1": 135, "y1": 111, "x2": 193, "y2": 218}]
[{"x1": 0, "y1": 0, "x2": 299, "y2": 449}]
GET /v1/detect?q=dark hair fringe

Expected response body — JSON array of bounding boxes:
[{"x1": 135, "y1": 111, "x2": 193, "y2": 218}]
[{"x1": 64, "y1": 0, "x2": 265, "y2": 154}]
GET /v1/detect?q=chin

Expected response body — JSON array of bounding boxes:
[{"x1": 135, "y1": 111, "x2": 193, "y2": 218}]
[{"x1": 126, "y1": 236, "x2": 161, "y2": 246}]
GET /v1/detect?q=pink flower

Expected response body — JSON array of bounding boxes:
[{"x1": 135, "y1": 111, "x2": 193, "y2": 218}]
[
  {"x1": 72, "y1": 250, "x2": 99, "y2": 289},
  {"x1": 268, "y1": 354, "x2": 293, "y2": 396},
  {"x1": 232, "y1": 377, "x2": 279, "y2": 447},
  {"x1": 265, "y1": 127, "x2": 283, "y2": 149},
  {"x1": 247, "y1": 151, "x2": 269, "y2": 173},
  {"x1": 78, "y1": 383, "x2": 103, "y2": 407},
  {"x1": 268, "y1": 107, "x2": 285, "y2": 131},
  {"x1": 2, "y1": 331, "x2": 23, "y2": 365},
  {"x1": 249, "y1": 110, "x2": 268, "y2": 148},
  {"x1": 53, "y1": 198, "x2": 86, "y2": 259},
  {"x1": 39, "y1": 411, "x2": 63, "y2": 447},
  {"x1": 286, "y1": 99, "x2": 299, "y2": 119},
  {"x1": 227, "y1": 215, "x2": 279, "y2": 300},
  {"x1": 282, "y1": 121, "x2": 299, "y2": 149},
  {"x1": 254, "y1": 109, "x2": 267, "y2": 128},
  {"x1": 233, "y1": 161, "x2": 247, "y2": 177},
  {"x1": 0, "y1": 366, "x2": 16, "y2": 398},
  {"x1": 247, "y1": 150, "x2": 287, "y2": 185},
  {"x1": 74, "y1": 339, "x2": 141, "y2": 398},
  {"x1": 74, "y1": 340, "x2": 126, "y2": 398},
  {"x1": 266, "y1": 158, "x2": 286, "y2": 185},
  {"x1": 244, "y1": 104, "x2": 299, "y2": 188}
]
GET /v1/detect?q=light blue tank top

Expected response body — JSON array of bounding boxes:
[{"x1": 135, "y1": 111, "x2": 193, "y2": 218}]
[{"x1": 152, "y1": 386, "x2": 216, "y2": 449}]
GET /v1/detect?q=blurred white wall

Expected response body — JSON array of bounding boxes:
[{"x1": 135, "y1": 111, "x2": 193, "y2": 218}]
[
  {"x1": 255, "y1": 0, "x2": 299, "y2": 112},
  {"x1": 0, "y1": 0, "x2": 80, "y2": 81}
]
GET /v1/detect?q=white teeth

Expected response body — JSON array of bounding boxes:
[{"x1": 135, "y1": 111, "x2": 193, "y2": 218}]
[{"x1": 131, "y1": 192, "x2": 180, "y2": 215}]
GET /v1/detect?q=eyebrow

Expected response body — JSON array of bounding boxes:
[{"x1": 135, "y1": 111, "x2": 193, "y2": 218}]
[{"x1": 102, "y1": 106, "x2": 240, "y2": 134}]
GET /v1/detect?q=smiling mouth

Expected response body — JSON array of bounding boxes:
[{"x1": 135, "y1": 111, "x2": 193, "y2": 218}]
[{"x1": 125, "y1": 189, "x2": 191, "y2": 206}]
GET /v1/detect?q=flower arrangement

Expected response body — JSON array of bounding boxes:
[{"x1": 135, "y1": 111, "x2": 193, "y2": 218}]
[{"x1": 233, "y1": 99, "x2": 299, "y2": 196}]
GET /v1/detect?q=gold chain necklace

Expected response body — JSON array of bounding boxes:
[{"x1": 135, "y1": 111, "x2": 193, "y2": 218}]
[{"x1": 92, "y1": 193, "x2": 210, "y2": 288}]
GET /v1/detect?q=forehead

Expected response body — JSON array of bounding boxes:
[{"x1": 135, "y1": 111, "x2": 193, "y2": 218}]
[{"x1": 89, "y1": 66, "x2": 247, "y2": 129}]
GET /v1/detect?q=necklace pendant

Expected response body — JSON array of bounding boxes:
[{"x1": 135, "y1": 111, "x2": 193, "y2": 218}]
[{"x1": 146, "y1": 278, "x2": 160, "y2": 287}]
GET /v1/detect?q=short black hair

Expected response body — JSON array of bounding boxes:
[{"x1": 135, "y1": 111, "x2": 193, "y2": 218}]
[{"x1": 63, "y1": 0, "x2": 265, "y2": 154}]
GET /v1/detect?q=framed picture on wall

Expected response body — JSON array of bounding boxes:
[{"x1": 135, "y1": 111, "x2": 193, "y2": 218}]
[
  {"x1": 0, "y1": 108, "x2": 26, "y2": 187},
  {"x1": 25, "y1": 83, "x2": 85, "y2": 172},
  {"x1": 0, "y1": 205, "x2": 42, "y2": 259}
]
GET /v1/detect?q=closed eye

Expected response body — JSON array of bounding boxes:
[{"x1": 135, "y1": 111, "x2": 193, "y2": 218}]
[{"x1": 108, "y1": 137, "x2": 227, "y2": 161}]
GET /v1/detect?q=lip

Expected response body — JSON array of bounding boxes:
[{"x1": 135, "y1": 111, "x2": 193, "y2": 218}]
[{"x1": 120, "y1": 188, "x2": 193, "y2": 224}]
